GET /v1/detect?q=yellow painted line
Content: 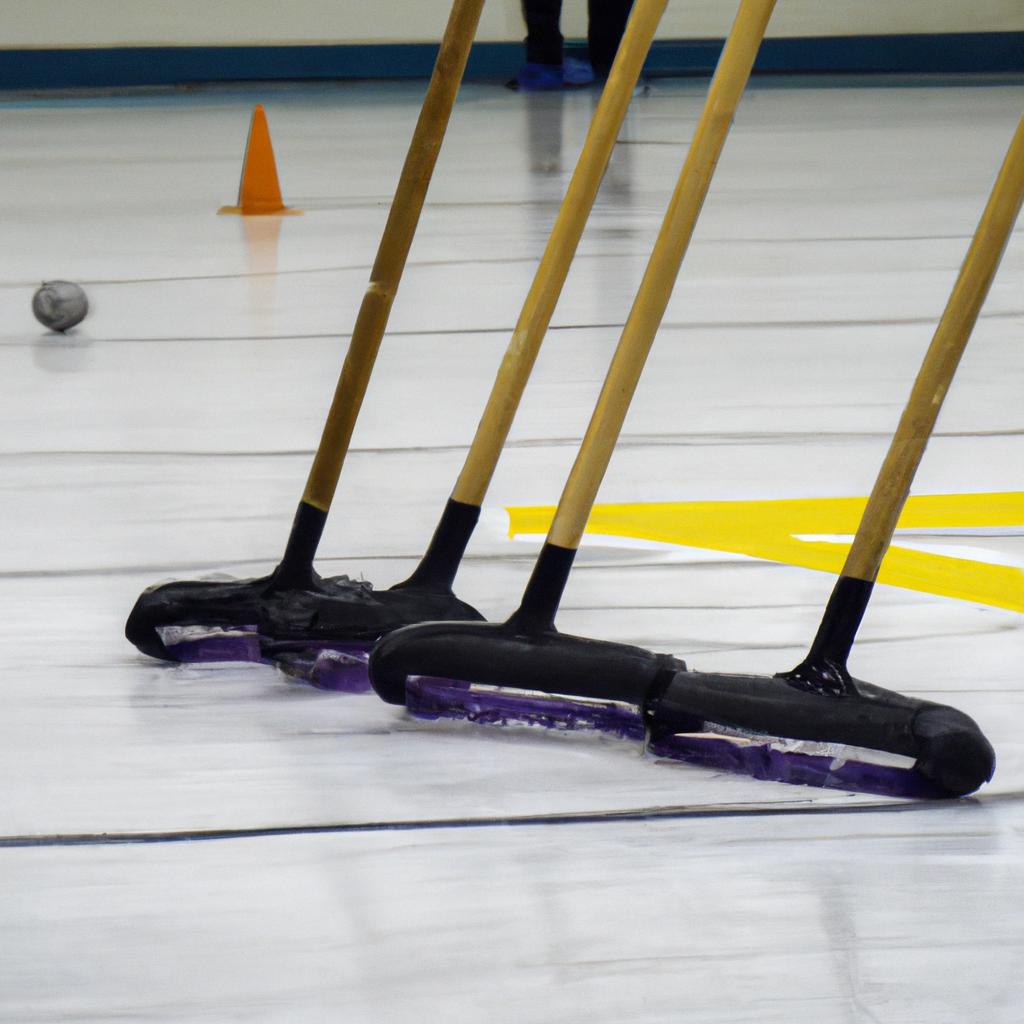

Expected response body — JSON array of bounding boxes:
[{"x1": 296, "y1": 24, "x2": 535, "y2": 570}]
[{"x1": 507, "y1": 492, "x2": 1024, "y2": 613}]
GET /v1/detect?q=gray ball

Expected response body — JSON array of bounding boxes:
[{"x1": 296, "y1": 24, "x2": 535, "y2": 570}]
[{"x1": 32, "y1": 280, "x2": 89, "y2": 332}]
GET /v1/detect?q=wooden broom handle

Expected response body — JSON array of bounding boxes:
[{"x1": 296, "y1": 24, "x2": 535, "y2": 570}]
[
  {"x1": 452, "y1": 0, "x2": 670, "y2": 507},
  {"x1": 548, "y1": 0, "x2": 776, "y2": 550},
  {"x1": 843, "y1": 113, "x2": 1024, "y2": 583},
  {"x1": 302, "y1": 0, "x2": 485, "y2": 512}
]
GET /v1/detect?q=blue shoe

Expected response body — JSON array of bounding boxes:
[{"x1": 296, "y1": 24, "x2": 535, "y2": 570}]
[
  {"x1": 508, "y1": 62, "x2": 564, "y2": 92},
  {"x1": 562, "y1": 56, "x2": 595, "y2": 87}
]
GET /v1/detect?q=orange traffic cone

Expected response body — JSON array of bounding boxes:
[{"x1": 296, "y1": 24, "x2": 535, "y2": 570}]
[{"x1": 219, "y1": 105, "x2": 301, "y2": 215}]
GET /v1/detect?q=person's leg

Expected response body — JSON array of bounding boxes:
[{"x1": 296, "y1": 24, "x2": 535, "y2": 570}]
[
  {"x1": 523, "y1": 0, "x2": 564, "y2": 66},
  {"x1": 511, "y1": 0, "x2": 568, "y2": 90},
  {"x1": 587, "y1": 0, "x2": 635, "y2": 76}
]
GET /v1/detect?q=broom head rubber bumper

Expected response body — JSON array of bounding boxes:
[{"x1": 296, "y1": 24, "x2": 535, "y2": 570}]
[
  {"x1": 646, "y1": 669, "x2": 995, "y2": 799},
  {"x1": 369, "y1": 621, "x2": 994, "y2": 799},
  {"x1": 125, "y1": 571, "x2": 483, "y2": 678},
  {"x1": 369, "y1": 619, "x2": 685, "y2": 707}
]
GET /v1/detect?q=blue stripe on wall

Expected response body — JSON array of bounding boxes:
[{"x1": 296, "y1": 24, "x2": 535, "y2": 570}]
[
  {"x1": 1, "y1": 33, "x2": 1022, "y2": 91},
  {"x1": 646, "y1": 32, "x2": 1024, "y2": 76}
]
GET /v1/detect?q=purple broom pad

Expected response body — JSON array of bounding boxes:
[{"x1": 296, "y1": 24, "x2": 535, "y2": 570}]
[
  {"x1": 404, "y1": 677, "x2": 937, "y2": 798},
  {"x1": 647, "y1": 731, "x2": 939, "y2": 800},
  {"x1": 407, "y1": 676, "x2": 646, "y2": 740},
  {"x1": 158, "y1": 625, "x2": 262, "y2": 664},
  {"x1": 157, "y1": 625, "x2": 373, "y2": 693},
  {"x1": 267, "y1": 642, "x2": 373, "y2": 693}
]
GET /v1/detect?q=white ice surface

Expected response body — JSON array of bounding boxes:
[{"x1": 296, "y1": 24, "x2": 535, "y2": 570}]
[{"x1": 0, "y1": 77, "x2": 1022, "y2": 1022}]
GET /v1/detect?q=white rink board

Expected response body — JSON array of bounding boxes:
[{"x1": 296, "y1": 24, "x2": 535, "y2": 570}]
[{"x1": 7, "y1": 0, "x2": 1024, "y2": 47}]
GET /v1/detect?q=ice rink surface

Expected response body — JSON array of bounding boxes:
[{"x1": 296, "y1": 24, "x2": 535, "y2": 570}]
[{"x1": 0, "y1": 73, "x2": 1021, "y2": 1021}]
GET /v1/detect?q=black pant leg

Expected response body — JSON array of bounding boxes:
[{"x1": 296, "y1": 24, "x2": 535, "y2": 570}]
[
  {"x1": 587, "y1": 0, "x2": 635, "y2": 74},
  {"x1": 522, "y1": 0, "x2": 564, "y2": 65}
]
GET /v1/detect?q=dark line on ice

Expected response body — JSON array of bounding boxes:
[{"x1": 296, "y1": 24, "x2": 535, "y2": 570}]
[
  {"x1": 1, "y1": 252, "x2": 626, "y2": 289},
  {"x1": 7, "y1": 793, "x2": 1017, "y2": 850},
  {"x1": 6, "y1": 321, "x2": 621, "y2": 346},
  {"x1": 0, "y1": 548, "x2": 540, "y2": 579},
  {"x1": 2, "y1": 545, "x2": 1019, "y2": 583},
  {"x1": 6, "y1": 308, "x2": 1021, "y2": 348},
  {"x1": 3, "y1": 232, "x2": 1009, "y2": 288},
  {"x1": 659, "y1": 310, "x2": 1024, "y2": 330},
  {"x1": 0, "y1": 551, "x2": 505, "y2": 580},
  {"x1": 3, "y1": 427, "x2": 1020, "y2": 461},
  {"x1": 0, "y1": 560, "x2": 291, "y2": 581}
]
